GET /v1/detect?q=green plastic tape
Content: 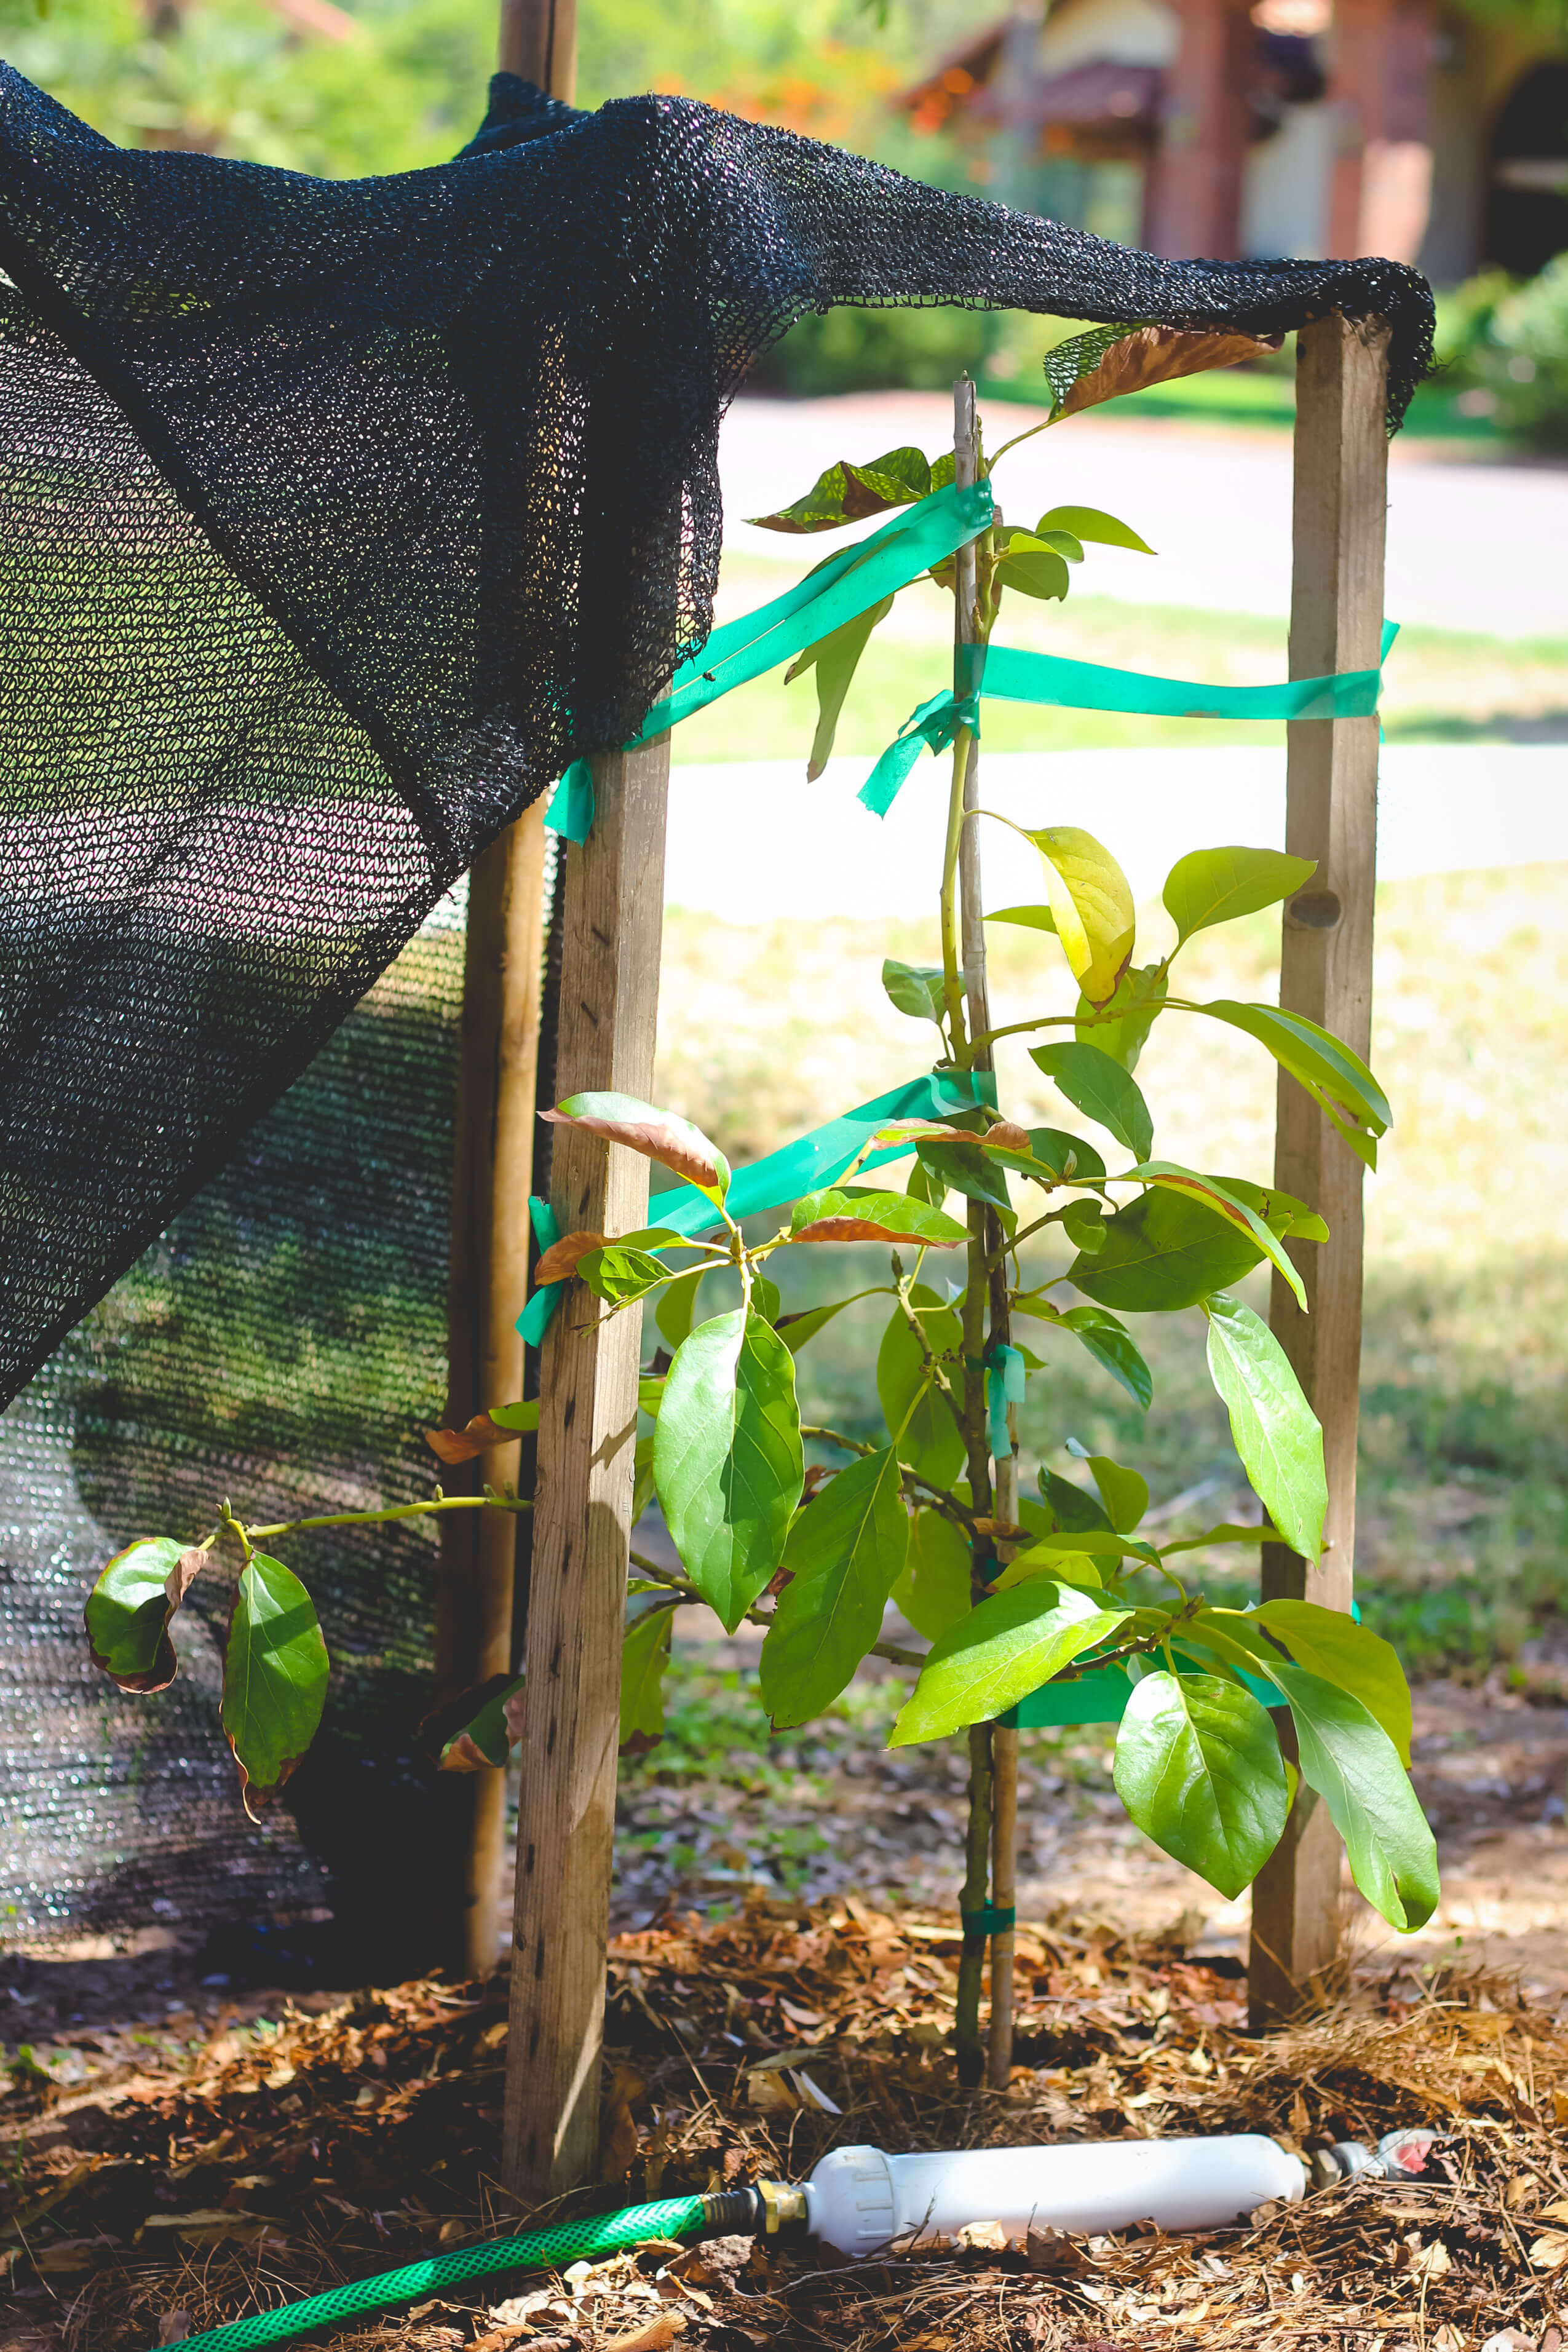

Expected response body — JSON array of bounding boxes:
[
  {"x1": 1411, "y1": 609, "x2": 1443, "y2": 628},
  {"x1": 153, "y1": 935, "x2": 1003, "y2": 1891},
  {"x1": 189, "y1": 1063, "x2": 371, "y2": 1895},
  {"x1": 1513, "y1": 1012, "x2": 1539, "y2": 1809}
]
[{"x1": 960, "y1": 1903, "x2": 1016, "y2": 1938}]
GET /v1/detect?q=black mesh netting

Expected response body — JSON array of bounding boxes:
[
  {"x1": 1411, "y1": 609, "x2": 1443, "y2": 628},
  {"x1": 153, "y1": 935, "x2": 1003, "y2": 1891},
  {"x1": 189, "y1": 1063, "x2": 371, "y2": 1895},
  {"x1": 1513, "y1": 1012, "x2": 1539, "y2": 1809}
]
[{"x1": 0, "y1": 66, "x2": 1434, "y2": 1949}]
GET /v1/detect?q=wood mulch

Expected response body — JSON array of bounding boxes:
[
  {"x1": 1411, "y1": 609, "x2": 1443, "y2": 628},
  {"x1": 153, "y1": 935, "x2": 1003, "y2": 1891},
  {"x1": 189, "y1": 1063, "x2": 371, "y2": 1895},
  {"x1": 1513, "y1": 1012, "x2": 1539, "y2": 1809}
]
[{"x1": 3, "y1": 1896, "x2": 1566, "y2": 2352}]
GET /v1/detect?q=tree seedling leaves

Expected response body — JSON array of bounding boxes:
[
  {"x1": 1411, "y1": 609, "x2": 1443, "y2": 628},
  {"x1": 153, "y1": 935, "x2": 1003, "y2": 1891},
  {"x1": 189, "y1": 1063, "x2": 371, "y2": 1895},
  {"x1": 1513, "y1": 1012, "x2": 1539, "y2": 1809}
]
[
  {"x1": 1069, "y1": 1184, "x2": 1269, "y2": 1312},
  {"x1": 1020, "y1": 826, "x2": 1136, "y2": 1007},
  {"x1": 533, "y1": 1228, "x2": 606, "y2": 1285},
  {"x1": 1030, "y1": 1041, "x2": 1153, "y2": 1160},
  {"x1": 914, "y1": 1138, "x2": 1012, "y2": 1214},
  {"x1": 1131, "y1": 1163, "x2": 1309, "y2": 1310},
  {"x1": 428, "y1": 1671, "x2": 526, "y2": 1771},
  {"x1": 1194, "y1": 1000, "x2": 1390, "y2": 1170},
  {"x1": 788, "y1": 1186, "x2": 967, "y2": 1247},
  {"x1": 985, "y1": 903, "x2": 1058, "y2": 935},
  {"x1": 882, "y1": 959, "x2": 953, "y2": 1025},
  {"x1": 788, "y1": 594, "x2": 894, "y2": 778},
  {"x1": 1044, "y1": 323, "x2": 1283, "y2": 422},
  {"x1": 220, "y1": 1553, "x2": 329, "y2": 1821},
  {"x1": 1037, "y1": 504, "x2": 1155, "y2": 555},
  {"x1": 1087, "y1": 1453, "x2": 1148, "y2": 1534},
  {"x1": 747, "y1": 445, "x2": 932, "y2": 533},
  {"x1": 1162, "y1": 847, "x2": 1317, "y2": 945},
  {"x1": 877, "y1": 1285, "x2": 964, "y2": 1487},
  {"x1": 488, "y1": 1398, "x2": 543, "y2": 1433},
  {"x1": 774, "y1": 1294, "x2": 857, "y2": 1355},
  {"x1": 652, "y1": 1307, "x2": 804, "y2": 1634},
  {"x1": 1254, "y1": 1597, "x2": 1412, "y2": 1764},
  {"x1": 1077, "y1": 960, "x2": 1168, "y2": 1074},
  {"x1": 1025, "y1": 1127, "x2": 1106, "y2": 1184},
  {"x1": 761, "y1": 1446, "x2": 909, "y2": 1727},
  {"x1": 1060, "y1": 1198, "x2": 1104, "y2": 1254},
  {"x1": 1113, "y1": 1670, "x2": 1288, "y2": 1900},
  {"x1": 544, "y1": 1091, "x2": 731, "y2": 1200},
  {"x1": 995, "y1": 541, "x2": 1072, "y2": 603},
  {"x1": 1203, "y1": 1291, "x2": 1326, "y2": 1558},
  {"x1": 1038, "y1": 1464, "x2": 1115, "y2": 1535},
  {"x1": 1269, "y1": 1661, "x2": 1439, "y2": 1931},
  {"x1": 1057, "y1": 1305, "x2": 1154, "y2": 1411},
  {"x1": 85, "y1": 1536, "x2": 205, "y2": 1693},
  {"x1": 620, "y1": 1606, "x2": 673, "y2": 1756},
  {"x1": 892, "y1": 1507, "x2": 972, "y2": 1641},
  {"x1": 579, "y1": 1244, "x2": 673, "y2": 1308},
  {"x1": 892, "y1": 1578, "x2": 1131, "y2": 1746},
  {"x1": 426, "y1": 1410, "x2": 525, "y2": 1463},
  {"x1": 656, "y1": 1265, "x2": 706, "y2": 1350}
]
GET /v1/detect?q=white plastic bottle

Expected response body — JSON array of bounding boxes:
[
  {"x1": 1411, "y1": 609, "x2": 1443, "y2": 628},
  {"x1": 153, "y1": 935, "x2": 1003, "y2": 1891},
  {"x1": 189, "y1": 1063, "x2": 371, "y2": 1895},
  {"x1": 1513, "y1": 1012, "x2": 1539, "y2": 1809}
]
[{"x1": 804, "y1": 2136, "x2": 1304, "y2": 2257}]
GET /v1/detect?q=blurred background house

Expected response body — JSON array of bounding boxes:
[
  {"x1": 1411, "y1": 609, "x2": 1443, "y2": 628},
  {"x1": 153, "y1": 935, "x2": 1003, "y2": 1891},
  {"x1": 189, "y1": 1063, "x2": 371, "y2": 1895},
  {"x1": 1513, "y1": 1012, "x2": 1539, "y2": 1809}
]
[{"x1": 897, "y1": 0, "x2": 1568, "y2": 281}]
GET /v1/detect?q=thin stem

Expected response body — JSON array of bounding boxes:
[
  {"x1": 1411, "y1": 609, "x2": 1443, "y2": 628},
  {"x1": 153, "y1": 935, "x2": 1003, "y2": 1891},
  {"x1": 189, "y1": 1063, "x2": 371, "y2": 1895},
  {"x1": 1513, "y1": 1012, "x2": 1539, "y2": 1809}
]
[
  {"x1": 954, "y1": 1719, "x2": 994, "y2": 2088},
  {"x1": 245, "y1": 1493, "x2": 533, "y2": 1544},
  {"x1": 986, "y1": 413, "x2": 1055, "y2": 471},
  {"x1": 801, "y1": 1423, "x2": 875, "y2": 1458}
]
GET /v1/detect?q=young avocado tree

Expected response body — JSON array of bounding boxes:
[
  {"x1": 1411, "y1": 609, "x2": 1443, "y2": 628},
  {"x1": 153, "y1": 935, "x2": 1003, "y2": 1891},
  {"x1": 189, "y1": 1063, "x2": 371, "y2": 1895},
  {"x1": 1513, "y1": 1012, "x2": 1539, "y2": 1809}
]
[{"x1": 85, "y1": 329, "x2": 1435, "y2": 2084}]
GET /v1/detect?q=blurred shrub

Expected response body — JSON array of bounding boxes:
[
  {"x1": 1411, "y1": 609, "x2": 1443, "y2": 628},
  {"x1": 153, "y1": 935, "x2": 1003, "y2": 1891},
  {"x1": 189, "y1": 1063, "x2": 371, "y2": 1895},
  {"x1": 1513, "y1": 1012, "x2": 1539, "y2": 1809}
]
[
  {"x1": 755, "y1": 302, "x2": 999, "y2": 395},
  {"x1": 1435, "y1": 260, "x2": 1568, "y2": 448}
]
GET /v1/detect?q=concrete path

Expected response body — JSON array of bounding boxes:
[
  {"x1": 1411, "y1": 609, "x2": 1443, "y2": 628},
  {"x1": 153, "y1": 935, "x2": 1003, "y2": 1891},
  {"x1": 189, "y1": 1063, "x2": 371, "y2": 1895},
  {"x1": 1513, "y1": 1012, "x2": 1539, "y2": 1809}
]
[
  {"x1": 719, "y1": 391, "x2": 1568, "y2": 642},
  {"x1": 665, "y1": 741, "x2": 1568, "y2": 919}
]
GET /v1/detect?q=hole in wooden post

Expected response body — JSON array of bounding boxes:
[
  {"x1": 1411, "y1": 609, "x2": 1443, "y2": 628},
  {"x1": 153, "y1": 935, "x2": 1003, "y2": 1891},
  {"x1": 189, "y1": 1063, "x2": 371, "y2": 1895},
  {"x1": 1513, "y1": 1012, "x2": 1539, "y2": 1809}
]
[{"x1": 1285, "y1": 889, "x2": 1342, "y2": 930}]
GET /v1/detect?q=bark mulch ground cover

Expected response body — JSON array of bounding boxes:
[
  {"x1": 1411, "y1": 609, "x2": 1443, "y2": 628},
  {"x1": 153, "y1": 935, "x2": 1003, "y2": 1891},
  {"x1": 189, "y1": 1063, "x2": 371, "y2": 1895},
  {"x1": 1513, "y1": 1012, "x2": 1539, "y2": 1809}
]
[{"x1": 4, "y1": 1898, "x2": 1566, "y2": 2352}]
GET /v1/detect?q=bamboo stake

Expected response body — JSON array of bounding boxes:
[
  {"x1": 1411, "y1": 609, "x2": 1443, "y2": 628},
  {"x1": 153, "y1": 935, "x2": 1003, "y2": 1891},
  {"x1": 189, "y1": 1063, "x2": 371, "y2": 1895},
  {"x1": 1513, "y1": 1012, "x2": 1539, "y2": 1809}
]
[{"x1": 951, "y1": 378, "x2": 1021, "y2": 2092}]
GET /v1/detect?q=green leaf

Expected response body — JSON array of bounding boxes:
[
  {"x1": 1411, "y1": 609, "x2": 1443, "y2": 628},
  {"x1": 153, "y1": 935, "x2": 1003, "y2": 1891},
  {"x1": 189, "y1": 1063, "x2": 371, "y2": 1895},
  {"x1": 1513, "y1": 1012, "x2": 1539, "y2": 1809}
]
[
  {"x1": 221, "y1": 1553, "x2": 330, "y2": 1819},
  {"x1": 1020, "y1": 826, "x2": 1136, "y2": 1006},
  {"x1": 882, "y1": 959, "x2": 954, "y2": 1026},
  {"x1": 620, "y1": 1606, "x2": 673, "y2": 1754},
  {"x1": 892, "y1": 1508, "x2": 972, "y2": 1640},
  {"x1": 1163, "y1": 847, "x2": 1317, "y2": 945},
  {"x1": 984, "y1": 903, "x2": 1058, "y2": 935},
  {"x1": 891, "y1": 1579, "x2": 1131, "y2": 1746},
  {"x1": 788, "y1": 1186, "x2": 967, "y2": 1247},
  {"x1": 579, "y1": 1244, "x2": 671, "y2": 1307},
  {"x1": 1038, "y1": 1465, "x2": 1115, "y2": 1534},
  {"x1": 652, "y1": 1307, "x2": 804, "y2": 1634},
  {"x1": 1269, "y1": 1661, "x2": 1439, "y2": 1931},
  {"x1": 914, "y1": 1139, "x2": 1011, "y2": 1214},
  {"x1": 1193, "y1": 1000, "x2": 1390, "y2": 1171},
  {"x1": 1112, "y1": 1670, "x2": 1288, "y2": 1901},
  {"x1": 774, "y1": 1295, "x2": 857, "y2": 1355},
  {"x1": 1254, "y1": 1598, "x2": 1412, "y2": 1765},
  {"x1": 435, "y1": 1673, "x2": 525, "y2": 1770},
  {"x1": 761, "y1": 1446, "x2": 909, "y2": 1727},
  {"x1": 655, "y1": 1267, "x2": 706, "y2": 1350},
  {"x1": 788, "y1": 594, "x2": 894, "y2": 778},
  {"x1": 1130, "y1": 1163, "x2": 1309, "y2": 1312},
  {"x1": 1077, "y1": 962, "x2": 1168, "y2": 1074},
  {"x1": 1203, "y1": 1291, "x2": 1326, "y2": 1559},
  {"x1": 488, "y1": 1398, "x2": 542, "y2": 1433},
  {"x1": 1036, "y1": 504, "x2": 1155, "y2": 555},
  {"x1": 1025, "y1": 1128, "x2": 1106, "y2": 1184},
  {"x1": 544, "y1": 1092, "x2": 731, "y2": 1200},
  {"x1": 1069, "y1": 1186, "x2": 1269, "y2": 1312},
  {"x1": 1087, "y1": 1454, "x2": 1148, "y2": 1534},
  {"x1": 876, "y1": 1285, "x2": 964, "y2": 1486},
  {"x1": 85, "y1": 1537, "x2": 204, "y2": 1693},
  {"x1": 746, "y1": 445, "x2": 932, "y2": 533},
  {"x1": 1060, "y1": 1198, "x2": 1104, "y2": 1254},
  {"x1": 995, "y1": 544, "x2": 1072, "y2": 603},
  {"x1": 632, "y1": 1431, "x2": 657, "y2": 1523},
  {"x1": 1029, "y1": 1042, "x2": 1153, "y2": 1160},
  {"x1": 1057, "y1": 1305, "x2": 1153, "y2": 1411}
]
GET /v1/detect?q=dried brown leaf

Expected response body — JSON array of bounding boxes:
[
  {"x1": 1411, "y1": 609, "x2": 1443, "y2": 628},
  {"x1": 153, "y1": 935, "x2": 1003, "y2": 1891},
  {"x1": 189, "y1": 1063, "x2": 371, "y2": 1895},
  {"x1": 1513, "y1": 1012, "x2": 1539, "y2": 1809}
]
[
  {"x1": 790, "y1": 1214, "x2": 960, "y2": 1246},
  {"x1": 424, "y1": 1412, "x2": 512, "y2": 1465},
  {"x1": 1055, "y1": 325, "x2": 1283, "y2": 421},
  {"x1": 534, "y1": 1229, "x2": 608, "y2": 1286}
]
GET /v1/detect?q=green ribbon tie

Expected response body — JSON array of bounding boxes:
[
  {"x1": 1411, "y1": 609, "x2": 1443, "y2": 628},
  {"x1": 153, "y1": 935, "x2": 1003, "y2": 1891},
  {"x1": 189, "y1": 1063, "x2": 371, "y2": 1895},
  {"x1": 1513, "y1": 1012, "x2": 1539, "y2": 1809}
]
[
  {"x1": 985, "y1": 1340, "x2": 1026, "y2": 1463},
  {"x1": 960, "y1": 1903, "x2": 1016, "y2": 1939},
  {"x1": 518, "y1": 1067, "x2": 999, "y2": 1345}
]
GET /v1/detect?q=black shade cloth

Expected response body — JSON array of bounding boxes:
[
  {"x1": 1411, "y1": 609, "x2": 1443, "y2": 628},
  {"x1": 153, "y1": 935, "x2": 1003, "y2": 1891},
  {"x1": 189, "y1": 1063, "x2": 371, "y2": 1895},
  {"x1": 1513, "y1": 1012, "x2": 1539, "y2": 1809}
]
[{"x1": 0, "y1": 65, "x2": 1433, "y2": 1405}]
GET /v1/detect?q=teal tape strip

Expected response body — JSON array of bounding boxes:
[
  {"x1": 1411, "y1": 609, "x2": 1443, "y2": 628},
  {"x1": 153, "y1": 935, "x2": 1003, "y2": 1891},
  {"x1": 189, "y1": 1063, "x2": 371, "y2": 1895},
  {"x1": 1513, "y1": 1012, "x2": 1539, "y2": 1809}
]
[
  {"x1": 985, "y1": 1341, "x2": 1025, "y2": 1462},
  {"x1": 544, "y1": 759, "x2": 594, "y2": 845},
  {"x1": 860, "y1": 620, "x2": 1401, "y2": 815},
  {"x1": 960, "y1": 1904, "x2": 1016, "y2": 1938},
  {"x1": 515, "y1": 1069, "x2": 998, "y2": 1337}
]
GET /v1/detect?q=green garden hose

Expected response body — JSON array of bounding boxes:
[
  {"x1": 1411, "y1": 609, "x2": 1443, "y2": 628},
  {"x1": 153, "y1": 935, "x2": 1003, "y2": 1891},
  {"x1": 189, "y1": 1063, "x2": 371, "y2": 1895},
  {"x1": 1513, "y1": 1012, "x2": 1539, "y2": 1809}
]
[{"x1": 164, "y1": 2189, "x2": 769, "y2": 2352}]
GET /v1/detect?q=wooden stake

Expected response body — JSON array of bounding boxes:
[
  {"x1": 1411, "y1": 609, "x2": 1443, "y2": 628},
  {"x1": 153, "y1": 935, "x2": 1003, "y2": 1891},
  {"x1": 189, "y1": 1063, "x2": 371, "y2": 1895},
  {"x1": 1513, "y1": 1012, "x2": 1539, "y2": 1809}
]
[
  {"x1": 502, "y1": 728, "x2": 671, "y2": 2201},
  {"x1": 435, "y1": 813, "x2": 548, "y2": 1979},
  {"x1": 498, "y1": 0, "x2": 576, "y2": 95},
  {"x1": 1248, "y1": 314, "x2": 1388, "y2": 2027}
]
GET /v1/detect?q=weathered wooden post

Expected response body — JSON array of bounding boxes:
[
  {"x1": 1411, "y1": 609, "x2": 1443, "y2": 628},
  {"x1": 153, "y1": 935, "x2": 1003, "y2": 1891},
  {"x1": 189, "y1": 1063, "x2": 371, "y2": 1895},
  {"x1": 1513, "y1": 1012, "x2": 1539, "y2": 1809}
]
[
  {"x1": 1248, "y1": 313, "x2": 1389, "y2": 2024},
  {"x1": 430, "y1": 0, "x2": 578, "y2": 1989}
]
